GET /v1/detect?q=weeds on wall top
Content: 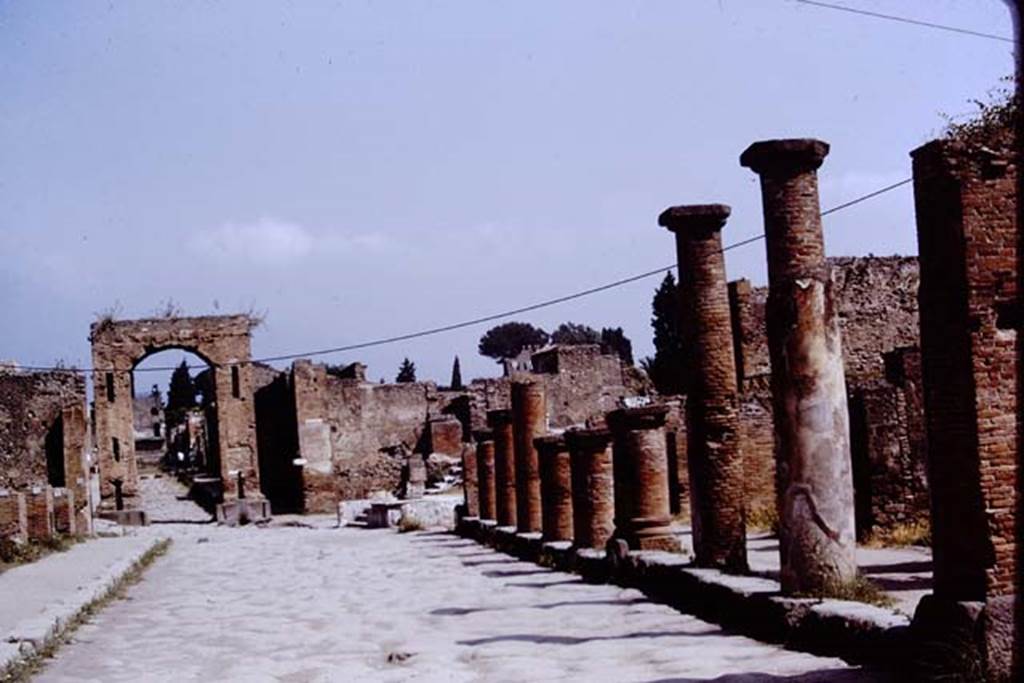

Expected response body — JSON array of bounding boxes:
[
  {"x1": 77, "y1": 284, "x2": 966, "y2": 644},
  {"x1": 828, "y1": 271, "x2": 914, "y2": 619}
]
[{"x1": 941, "y1": 75, "x2": 1017, "y2": 151}]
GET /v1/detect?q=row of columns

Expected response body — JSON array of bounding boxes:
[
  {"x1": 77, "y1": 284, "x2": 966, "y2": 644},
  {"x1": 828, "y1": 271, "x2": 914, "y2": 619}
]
[{"x1": 460, "y1": 138, "x2": 859, "y2": 596}]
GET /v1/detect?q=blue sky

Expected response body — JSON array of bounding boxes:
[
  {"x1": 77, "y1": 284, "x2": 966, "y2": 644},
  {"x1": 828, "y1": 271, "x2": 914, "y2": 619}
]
[{"x1": 0, "y1": 0, "x2": 1015, "y2": 389}]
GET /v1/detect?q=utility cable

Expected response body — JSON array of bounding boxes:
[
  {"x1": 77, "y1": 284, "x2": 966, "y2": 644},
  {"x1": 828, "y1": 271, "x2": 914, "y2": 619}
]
[
  {"x1": 790, "y1": 0, "x2": 1014, "y2": 44},
  {"x1": 16, "y1": 177, "x2": 913, "y2": 374}
]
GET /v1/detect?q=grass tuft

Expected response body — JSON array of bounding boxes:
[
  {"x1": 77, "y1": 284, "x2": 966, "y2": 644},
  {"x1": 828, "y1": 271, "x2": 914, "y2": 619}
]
[
  {"x1": 795, "y1": 573, "x2": 895, "y2": 608},
  {"x1": 862, "y1": 519, "x2": 931, "y2": 548},
  {"x1": 397, "y1": 515, "x2": 426, "y2": 533},
  {"x1": 745, "y1": 505, "x2": 779, "y2": 535}
]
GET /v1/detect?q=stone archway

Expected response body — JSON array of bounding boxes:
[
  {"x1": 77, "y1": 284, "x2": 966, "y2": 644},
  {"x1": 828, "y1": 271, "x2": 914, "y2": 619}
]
[{"x1": 90, "y1": 315, "x2": 260, "y2": 509}]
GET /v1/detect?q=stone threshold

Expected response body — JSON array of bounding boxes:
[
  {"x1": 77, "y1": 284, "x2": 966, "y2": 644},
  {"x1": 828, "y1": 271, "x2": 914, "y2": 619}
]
[{"x1": 458, "y1": 516, "x2": 909, "y2": 669}]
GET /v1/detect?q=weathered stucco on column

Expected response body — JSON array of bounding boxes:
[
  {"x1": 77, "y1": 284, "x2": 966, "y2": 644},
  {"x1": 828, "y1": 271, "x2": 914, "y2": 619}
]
[
  {"x1": 741, "y1": 138, "x2": 857, "y2": 594},
  {"x1": 487, "y1": 409, "x2": 517, "y2": 528},
  {"x1": 511, "y1": 379, "x2": 546, "y2": 533},
  {"x1": 660, "y1": 203, "x2": 748, "y2": 572},
  {"x1": 606, "y1": 405, "x2": 680, "y2": 552}
]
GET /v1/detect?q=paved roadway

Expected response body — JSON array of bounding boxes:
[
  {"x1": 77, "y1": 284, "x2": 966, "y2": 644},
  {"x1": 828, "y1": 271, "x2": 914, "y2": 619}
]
[{"x1": 35, "y1": 518, "x2": 887, "y2": 682}]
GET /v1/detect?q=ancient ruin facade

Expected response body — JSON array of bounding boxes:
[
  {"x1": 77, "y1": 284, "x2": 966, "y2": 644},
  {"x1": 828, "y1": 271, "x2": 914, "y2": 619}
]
[
  {"x1": 254, "y1": 343, "x2": 648, "y2": 513},
  {"x1": 90, "y1": 315, "x2": 260, "y2": 504},
  {"x1": 0, "y1": 368, "x2": 90, "y2": 534},
  {"x1": 726, "y1": 255, "x2": 926, "y2": 536}
]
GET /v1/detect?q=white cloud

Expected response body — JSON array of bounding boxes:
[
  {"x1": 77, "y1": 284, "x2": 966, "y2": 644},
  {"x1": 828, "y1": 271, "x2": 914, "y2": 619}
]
[{"x1": 189, "y1": 217, "x2": 385, "y2": 266}]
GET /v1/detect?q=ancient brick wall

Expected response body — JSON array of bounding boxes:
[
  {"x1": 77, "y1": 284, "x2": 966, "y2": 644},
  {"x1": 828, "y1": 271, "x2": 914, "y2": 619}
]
[
  {"x1": 849, "y1": 348, "x2": 930, "y2": 539},
  {"x1": 259, "y1": 345, "x2": 649, "y2": 508},
  {"x1": 0, "y1": 490, "x2": 27, "y2": 543},
  {"x1": 729, "y1": 256, "x2": 920, "y2": 387},
  {"x1": 912, "y1": 131, "x2": 1018, "y2": 600},
  {"x1": 727, "y1": 257, "x2": 924, "y2": 534},
  {"x1": 0, "y1": 370, "x2": 87, "y2": 495},
  {"x1": 25, "y1": 486, "x2": 54, "y2": 541},
  {"x1": 738, "y1": 378, "x2": 776, "y2": 518},
  {"x1": 466, "y1": 345, "x2": 651, "y2": 434}
]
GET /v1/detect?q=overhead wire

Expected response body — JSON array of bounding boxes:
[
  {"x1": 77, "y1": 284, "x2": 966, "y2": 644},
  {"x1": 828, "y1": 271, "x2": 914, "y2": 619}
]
[
  {"x1": 790, "y1": 0, "x2": 1014, "y2": 43},
  {"x1": 18, "y1": 177, "x2": 914, "y2": 374}
]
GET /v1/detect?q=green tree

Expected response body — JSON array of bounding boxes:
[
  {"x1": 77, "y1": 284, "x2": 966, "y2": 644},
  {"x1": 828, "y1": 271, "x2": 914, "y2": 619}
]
[
  {"x1": 450, "y1": 356, "x2": 463, "y2": 390},
  {"x1": 478, "y1": 322, "x2": 549, "y2": 360},
  {"x1": 640, "y1": 272, "x2": 685, "y2": 395},
  {"x1": 551, "y1": 322, "x2": 601, "y2": 346},
  {"x1": 600, "y1": 327, "x2": 634, "y2": 365},
  {"x1": 166, "y1": 360, "x2": 197, "y2": 411},
  {"x1": 165, "y1": 360, "x2": 197, "y2": 430},
  {"x1": 396, "y1": 358, "x2": 417, "y2": 383}
]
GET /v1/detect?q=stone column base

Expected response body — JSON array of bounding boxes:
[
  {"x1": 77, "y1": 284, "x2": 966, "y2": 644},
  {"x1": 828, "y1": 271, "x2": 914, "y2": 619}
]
[
  {"x1": 216, "y1": 499, "x2": 271, "y2": 526},
  {"x1": 910, "y1": 594, "x2": 1020, "y2": 682}
]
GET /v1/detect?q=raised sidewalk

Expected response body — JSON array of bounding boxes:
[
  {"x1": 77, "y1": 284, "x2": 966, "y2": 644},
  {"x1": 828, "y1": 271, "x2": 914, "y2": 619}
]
[{"x1": 1, "y1": 533, "x2": 167, "y2": 674}]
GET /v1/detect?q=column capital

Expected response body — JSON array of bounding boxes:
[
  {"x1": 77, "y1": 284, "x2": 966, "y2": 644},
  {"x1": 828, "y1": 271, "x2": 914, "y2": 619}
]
[
  {"x1": 472, "y1": 429, "x2": 494, "y2": 442},
  {"x1": 658, "y1": 204, "x2": 731, "y2": 235},
  {"x1": 565, "y1": 426, "x2": 612, "y2": 450},
  {"x1": 740, "y1": 138, "x2": 829, "y2": 175},
  {"x1": 533, "y1": 434, "x2": 566, "y2": 452},
  {"x1": 486, "y1": 409, "x2": 512, "y2": 427},
  {"x1": 606, "y1": 404, "x2": 669, "y2": 433}
]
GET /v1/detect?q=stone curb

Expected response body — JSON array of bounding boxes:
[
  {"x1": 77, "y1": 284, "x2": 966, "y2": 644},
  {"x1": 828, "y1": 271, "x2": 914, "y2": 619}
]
[
  {"x1": 0, "y1": 535, "x2": 169, "y2": 676},
  {"x1": 456, "y1": 517, "x2": 909, "y2": 668}
]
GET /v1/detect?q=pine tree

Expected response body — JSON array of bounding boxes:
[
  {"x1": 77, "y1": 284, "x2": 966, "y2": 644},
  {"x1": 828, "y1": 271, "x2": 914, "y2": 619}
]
[
  {"x1": 600, "y1": 327, "x2": 634, "y2": 365},
  {"x1": 396, "y1": 358, "x2": 417, "y2": 383},
  {"x1": 165, "y1": 360, "x2": 197, "y2": 430},
  {"x1": 450, "y1": 356, "x2": 463, "y2": 390},
  {"x1": 478, "y1": 322, "x2": 549, "y2": 360},
  {"x1": 640, "y1": 272, "x2": 686, "y2": 395},
  {"x1": 551, "y1": 322, "x2": 601, "y2": 345}
]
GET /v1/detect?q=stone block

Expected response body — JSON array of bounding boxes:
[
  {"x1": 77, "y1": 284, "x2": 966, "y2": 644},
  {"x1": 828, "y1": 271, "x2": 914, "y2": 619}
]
[
  {"x1": 215, "y1": 499, "x2": 270, "y2": 526},
  {"x1": 98, "y1": 508, "x2": 150, "y2": 527}
]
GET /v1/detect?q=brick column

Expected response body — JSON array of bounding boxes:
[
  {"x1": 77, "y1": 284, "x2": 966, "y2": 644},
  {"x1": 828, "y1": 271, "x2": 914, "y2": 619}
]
[
  {"x1": 487, "y1": 409, "x2": 517, "y2": 528},
  {"x1": 607, "y1": 406, "x2": 680, "y2": 552},
  {"x1": 474, "y1": 430, "x2": 497, "y2": 521},
  {"x1": 26, "y1": 486, "x2": 55, "y2": 542},
  {"x1": 0, "y1": 490, "x2": 27, "y2": 544},
  {"x1": 660, "y1": 204, "x2": 748, "y2": 571},
  {"x1": 536, "y1": 434, "x2": 573, "y2": 542},
  {"x1": 911, "y1": 137, "x2": 1018, "y2": 600},
  {"x1": 53, "y1": 487, "x2": 77, "y2": 536},
  {"x1": 511, "y1": 379, "x2": 546, "y2": 533},
  {"x1": 566, "y1": 427, "x2": 615, "y2": 550},
  {"x1": 741, "y1": 139, "x2": 857, "y2": 593},
  {"x1": 461, "y1": 443, "x2": 480, "y2": 518}
]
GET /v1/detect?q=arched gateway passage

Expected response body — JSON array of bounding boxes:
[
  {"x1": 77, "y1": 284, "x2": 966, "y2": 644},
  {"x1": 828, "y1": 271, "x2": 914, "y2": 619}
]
[{"x1": 90, "y1": 315, "x2": 260, "y2": 510}]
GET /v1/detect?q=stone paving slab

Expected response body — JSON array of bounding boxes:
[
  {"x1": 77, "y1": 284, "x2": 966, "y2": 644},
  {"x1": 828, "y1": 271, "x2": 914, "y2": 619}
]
[
  {"x1": 34, "y1": 523, "x2": 881, "y2": 681},
  {"x1": 0, "y1": 534, "x2": 166, "y2": 673}
]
